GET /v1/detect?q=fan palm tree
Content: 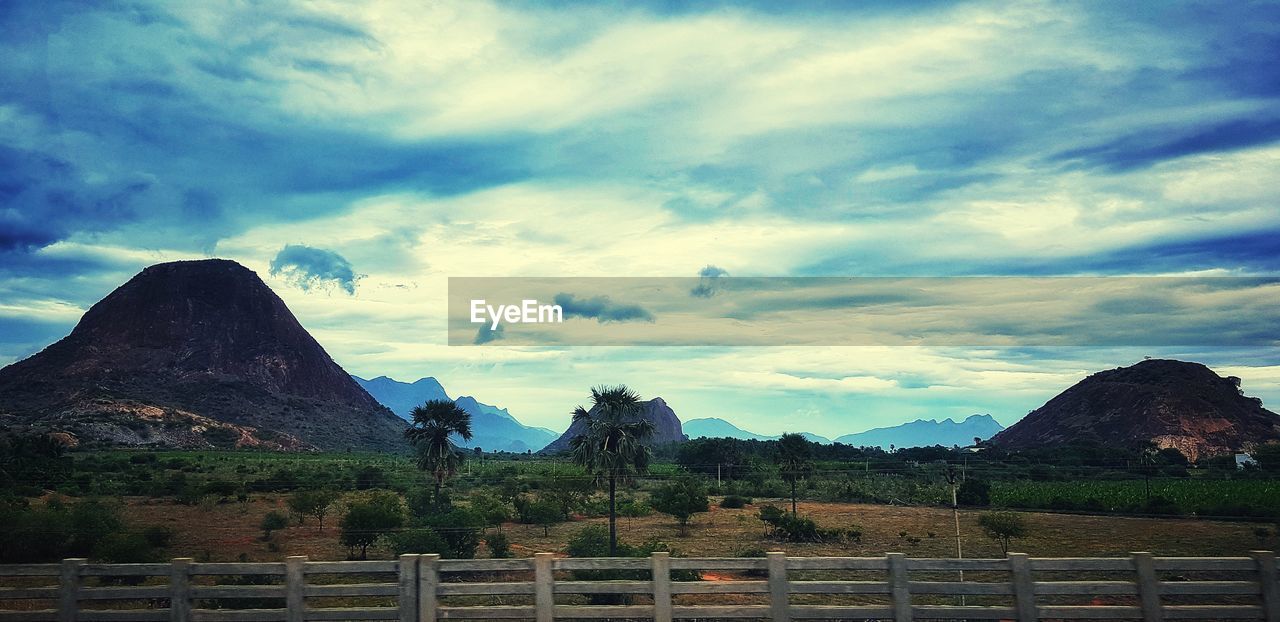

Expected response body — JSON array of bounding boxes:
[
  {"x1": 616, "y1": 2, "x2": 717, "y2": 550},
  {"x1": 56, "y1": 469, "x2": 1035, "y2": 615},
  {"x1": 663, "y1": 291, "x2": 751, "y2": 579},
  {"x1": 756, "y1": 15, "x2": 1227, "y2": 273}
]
[
  {"x1": 568, "y1": 385, "x2": 654, "y2": 555},
  {"x1": 404, "y1": 399, "x2": 473, "y2": 504},
  {"x1": 776, "y1": 433, "x2": 813, "y2": 516}
]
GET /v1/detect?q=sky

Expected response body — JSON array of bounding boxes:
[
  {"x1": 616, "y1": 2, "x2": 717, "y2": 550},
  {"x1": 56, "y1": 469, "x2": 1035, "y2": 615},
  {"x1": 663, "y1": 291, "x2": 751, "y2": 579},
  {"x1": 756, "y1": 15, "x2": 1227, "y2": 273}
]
[{"x1": 1, "y1": 0, "x2": 1278, "y2": 438}]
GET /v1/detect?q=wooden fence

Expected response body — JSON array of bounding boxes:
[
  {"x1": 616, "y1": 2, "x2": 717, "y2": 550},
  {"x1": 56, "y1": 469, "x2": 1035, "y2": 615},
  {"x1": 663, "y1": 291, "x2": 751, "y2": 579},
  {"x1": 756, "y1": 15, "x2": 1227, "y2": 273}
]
[{"x1": 1, "y1": 551, "x2": 1278, "y2": 621}]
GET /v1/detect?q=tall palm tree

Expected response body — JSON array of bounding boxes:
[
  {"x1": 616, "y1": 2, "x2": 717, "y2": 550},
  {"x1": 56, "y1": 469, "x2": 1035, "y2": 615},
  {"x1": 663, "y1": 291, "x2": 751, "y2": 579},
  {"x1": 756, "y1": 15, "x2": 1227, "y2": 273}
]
[
  {"x1": 776, "y1": 433, "x2": 813, "y2": 516},
  {"x1": 568, "y1": 385, "x2": 654, "y2": 555},
  {"x1": 404, "y1": 399, "x2": 473, "y2": 504}
]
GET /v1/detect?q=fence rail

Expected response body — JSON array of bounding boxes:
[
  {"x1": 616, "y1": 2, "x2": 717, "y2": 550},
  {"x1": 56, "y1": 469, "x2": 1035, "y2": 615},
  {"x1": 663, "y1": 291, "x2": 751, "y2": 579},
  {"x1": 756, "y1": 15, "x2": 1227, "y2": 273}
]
[{"x1": 1, "y1": 551, "x2": 1277, "y2": 621}]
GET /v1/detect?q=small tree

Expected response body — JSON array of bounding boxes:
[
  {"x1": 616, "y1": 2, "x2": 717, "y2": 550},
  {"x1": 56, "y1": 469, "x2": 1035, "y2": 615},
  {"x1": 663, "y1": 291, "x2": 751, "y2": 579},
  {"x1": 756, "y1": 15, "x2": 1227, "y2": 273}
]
[
  {"x1": 775, "y1": 433, "x2": 813, "y2": 516},
  {"x1": 261, "y1": 511, "x2": 288, "y2": 541},
  {"x1": 528, "y1": 499, "x2": 563, "y2": 536},
  {"x1": 978, "y1": 511, "x2": 1028, "y2": 555},
  {"x1": 487, "y1": 531, "x2": 513, "y2": 558},
  {"x1": 288, "y1": 490, "x2": 340, "y2": 531},
  {"x1": 340, "y1": 491, "x2": 406, "y2": 559},
  {"x1": 651, "y1": 478, "x2": 710, "y2": 535}
]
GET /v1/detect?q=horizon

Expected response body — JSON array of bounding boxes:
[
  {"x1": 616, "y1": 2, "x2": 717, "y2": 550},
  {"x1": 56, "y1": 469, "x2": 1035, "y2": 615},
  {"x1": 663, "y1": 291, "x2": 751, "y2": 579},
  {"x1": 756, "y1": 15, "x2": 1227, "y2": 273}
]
[{"x1": 3, "y1": 1, "x2": 1279, "y2": 437}]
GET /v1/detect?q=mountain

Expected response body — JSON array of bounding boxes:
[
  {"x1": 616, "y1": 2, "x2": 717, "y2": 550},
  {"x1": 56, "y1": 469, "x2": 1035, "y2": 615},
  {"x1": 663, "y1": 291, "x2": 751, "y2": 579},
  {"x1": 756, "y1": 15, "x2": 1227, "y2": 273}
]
[
  {"x1": 990, "y1": 359, "x2": 1280, "y2": 461},
  {"x1": 540, "y1": 397, "x2": 686, "y2": 454},
  {"x1": 354, "y1": 376, "x2": 557, "y2": 453},
  {"x1": 0, "y1": 259, "x2": 406, "y2": 451},
  {"x1": 835, "y1": 414, "x2": 1004, "y2": 449},
  {"x1": 684, "y1": 417, "x2": 775, "y2": 441},
  {"x1": 352, "y1": 376, "x2": 448, "y2": 416}
]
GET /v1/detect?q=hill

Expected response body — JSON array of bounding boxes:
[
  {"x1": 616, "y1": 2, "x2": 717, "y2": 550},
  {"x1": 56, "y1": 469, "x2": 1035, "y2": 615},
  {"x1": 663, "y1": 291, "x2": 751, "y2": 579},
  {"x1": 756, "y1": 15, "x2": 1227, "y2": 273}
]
[
  {"x1": 0, "y1": 259, "x2": 406, "y2": 451},
  {"x1": 990, "y1": 359, "x2": 1280, "y2": 460},
  {"x1": 354, "y1": 375, "x2": 557, "y2": 452},
  {"x1": 835, "y1": 414, "x2": 1004, "y2": 449},
  {"x1": 540, "y1": 397, "x2": 686, "y2": 454}
]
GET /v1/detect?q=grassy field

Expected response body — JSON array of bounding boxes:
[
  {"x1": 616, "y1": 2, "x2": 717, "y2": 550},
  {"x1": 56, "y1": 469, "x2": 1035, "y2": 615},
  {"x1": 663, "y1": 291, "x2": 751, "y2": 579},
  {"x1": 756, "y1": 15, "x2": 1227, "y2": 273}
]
[{"x1": 116, "y1": 492, "x2": 1276, "y2": 563}]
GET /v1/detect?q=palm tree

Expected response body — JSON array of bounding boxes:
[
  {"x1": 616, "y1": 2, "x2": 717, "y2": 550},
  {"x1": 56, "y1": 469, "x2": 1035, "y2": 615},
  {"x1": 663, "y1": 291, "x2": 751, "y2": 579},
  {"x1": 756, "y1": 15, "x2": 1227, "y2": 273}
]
[
  {"x1": 776, "y1": 433, "x2": 813, "y2": 516},
  {"x1": 568, "y1": 385, "x2": 654, "y2": 555},
  {"x1": 404, "y1": 399, "x2": 473, "y2": 504}
]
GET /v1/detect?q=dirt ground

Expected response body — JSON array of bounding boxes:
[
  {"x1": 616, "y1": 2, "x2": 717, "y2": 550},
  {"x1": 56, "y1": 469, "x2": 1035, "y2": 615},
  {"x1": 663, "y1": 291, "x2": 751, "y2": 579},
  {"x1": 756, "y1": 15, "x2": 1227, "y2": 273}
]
[{"x1": 120, "y1": 495, "x2": 1275, "y2": 562}]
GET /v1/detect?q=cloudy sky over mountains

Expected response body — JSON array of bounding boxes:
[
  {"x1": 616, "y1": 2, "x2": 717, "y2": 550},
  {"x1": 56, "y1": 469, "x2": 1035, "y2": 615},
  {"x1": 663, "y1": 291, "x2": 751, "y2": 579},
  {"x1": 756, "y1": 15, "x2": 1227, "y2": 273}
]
[{"x1": 2, "y1": 1, "x2": 1278, "y2": 435}]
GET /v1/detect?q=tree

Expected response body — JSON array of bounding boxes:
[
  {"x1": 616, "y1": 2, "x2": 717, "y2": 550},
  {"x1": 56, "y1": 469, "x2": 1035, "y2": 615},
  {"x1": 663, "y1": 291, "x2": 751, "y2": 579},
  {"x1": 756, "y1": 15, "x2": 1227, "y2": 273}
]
[
  {"x1": 775, "y1": 433, "x2": 813, "y2": 516},
  {"x1": 651, "y1": 477, "x2": 710, "y2": 535},
  {"x1": 288, "y1": 490, "x2": 340, "y2": 531},
  {"x1": 340, "y1": 491, "x2": 405, "y2": 559},
  {"x1": 978, "y1": 511, "x2": 1028, "y2": 555},
  {"x1": 260, "y1": 511, "x2": 288, "y2": 541},
  {"x1": 568, "y1": 385, "x2": 654, "y2": 555},
  {"x1": 404, "y1": 400, "x2": 473, "y2": 504},
  {"x1": 526, "y1": 498, "x2": 563, "y2": 536}
]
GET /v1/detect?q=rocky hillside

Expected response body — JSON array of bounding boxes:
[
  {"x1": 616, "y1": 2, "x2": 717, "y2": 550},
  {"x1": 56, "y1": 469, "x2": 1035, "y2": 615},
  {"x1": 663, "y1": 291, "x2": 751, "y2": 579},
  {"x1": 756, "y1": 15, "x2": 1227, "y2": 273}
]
[
  {"x1": 0, "y1": 259, "x2": 406, "y2": 451},
  {"x1": 540, "y1": 397, "x2": 686, "y2": 454},
  {"x1": 990, "y1": 359, "x2": 1280, "y2": 460},
  {"x1": 835, "y1": 414, "x2": 1004, "y2": 449}
]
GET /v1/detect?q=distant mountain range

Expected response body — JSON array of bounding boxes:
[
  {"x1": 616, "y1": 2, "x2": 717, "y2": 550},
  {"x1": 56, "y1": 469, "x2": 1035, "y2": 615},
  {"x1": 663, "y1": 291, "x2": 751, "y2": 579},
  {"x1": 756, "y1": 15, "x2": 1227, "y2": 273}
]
[
  {"x1": 683, "y1": 415, "x2": 1003, "y2": 449},
  {"x1": 354, "y1": 376, "x2": 558, "y2": 453},
  {"x1": 540, "y1": 397, "x2": 686, "y2": 454}
]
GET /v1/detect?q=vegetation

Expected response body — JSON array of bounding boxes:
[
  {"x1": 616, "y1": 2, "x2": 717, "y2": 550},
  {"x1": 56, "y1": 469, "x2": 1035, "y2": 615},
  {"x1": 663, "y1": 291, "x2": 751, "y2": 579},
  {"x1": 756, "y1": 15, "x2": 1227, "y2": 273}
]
[
  {"x1": 978, "y1": 511, "x2": 1028, "y2": 555},
  {"x1": 340, "y1": 491, "x2": 406, "y2": 559},
  {"x1": 287, "y1": 489, "x2": 339, "y2": 530},
  {"x1": 568, "y1": 385, "x2": 655, "y2": 554},
  {"x1": 775, "y1": 433, "x2": 813, "y2": 516},
  {"x1": 650, "y1": 477, "x2": 709, "y2": 535},
  {"x1": 404, "y1": 400, "x2": 473, "y2": 503}
]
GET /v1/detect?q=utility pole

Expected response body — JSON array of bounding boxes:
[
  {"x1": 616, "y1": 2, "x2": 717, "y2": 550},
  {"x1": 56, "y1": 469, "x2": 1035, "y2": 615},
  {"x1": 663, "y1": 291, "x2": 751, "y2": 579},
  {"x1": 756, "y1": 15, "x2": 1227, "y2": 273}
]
[
  {"x1": 716, "y1": 464, "x2": 721, "y2": 488},
  {"x1": 947, "y1": 465, "x2": 965, "y2": 605}
]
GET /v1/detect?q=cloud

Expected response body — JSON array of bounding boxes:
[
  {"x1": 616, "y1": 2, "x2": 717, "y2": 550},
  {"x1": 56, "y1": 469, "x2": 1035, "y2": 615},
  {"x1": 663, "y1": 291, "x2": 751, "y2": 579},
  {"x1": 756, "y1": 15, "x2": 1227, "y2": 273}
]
[
  {"x1": 268, "y1": 245, "x2": 362, "y2": 294},
  {"x1": 691, "y1": 264, "x2": 728, "y2": 297},
  {"x1": 474, "y1": 323, "x2": 504, "y2": 344},
  {"x1": 552, "y1": 293, "x2": 654, "y2": 323}
]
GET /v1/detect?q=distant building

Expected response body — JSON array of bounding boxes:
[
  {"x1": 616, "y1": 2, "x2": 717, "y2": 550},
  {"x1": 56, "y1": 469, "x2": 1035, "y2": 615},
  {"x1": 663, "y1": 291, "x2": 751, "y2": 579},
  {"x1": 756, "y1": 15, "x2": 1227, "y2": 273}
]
[{"x1": 1236, "y1": 452, "x2": 1257, "y2": 469}]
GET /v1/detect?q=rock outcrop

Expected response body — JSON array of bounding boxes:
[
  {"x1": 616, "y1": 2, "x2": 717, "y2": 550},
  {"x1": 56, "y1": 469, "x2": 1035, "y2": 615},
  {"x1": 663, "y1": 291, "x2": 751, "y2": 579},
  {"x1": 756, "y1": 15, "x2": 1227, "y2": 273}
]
[{"x1": 540, "y1": 397, "x2": 686, "y2": 454}]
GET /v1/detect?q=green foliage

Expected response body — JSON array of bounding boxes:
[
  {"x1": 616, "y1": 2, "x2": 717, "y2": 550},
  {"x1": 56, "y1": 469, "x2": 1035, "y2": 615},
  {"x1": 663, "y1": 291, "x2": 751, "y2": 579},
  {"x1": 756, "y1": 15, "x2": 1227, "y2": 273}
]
[
  {"x1": 288, "y1": 489, "x2": 340, "y2": 530},
  {"x1": 486, "y1": 531, "x2": 513, "y2": 558},
  {"x1": 719, "y1": 494, "x2": 751, "y2": 509},
  {"x1": 353, "y1": 465, "x2": 391, "y2": 490},
  {"x1": 388, "y1": 528, "x2": 449, "y2": 556},
  {"x1": 775, "y1": 433, "x2": 814, "y2": 514},
  {"x1": 260, "y1": 511, "x2": 289, "y2": 539},
  {"x1": 566, "y1": 524, "x2": 612, "y2": 558},
  {"x1": 340, "y1": 491, "x2": 406, "y2": 559},
  {"x1": 467, "y1": 492, "x2": 512, "y2": 526},
  {"x1": 616, "y1": 496, "x2": 652, "y2": 517},
  {"x1": 956, "y1": 478, "x2": 991, "y2": 506},
  {"x1": 568, "y1": 385, "x2": 654, "y2": 555},
  {"x1": 203, "y1": 479, "x2": 240, "y2": 501},
  {"x1": 419, "y1": 507, "x2": 483, "y2": 559},
  {"x1": 651, "y1": 477, "x2": 710, "y2": 534},
  {"x1": 515, "y1": 495, "x2": 563, "y2": 535},
  {"x1": 978, "y1": 511, "x2": 1028, "y2": 555},
  {"x1": 405, "y1": 400, "x2": 473, "y2": 498},
  {"x1": 0, "y1": 497, "x2": 163, "y2": 564},
  {"x1": 0, "y1": 434, "x2": 70, "y2": 495}
]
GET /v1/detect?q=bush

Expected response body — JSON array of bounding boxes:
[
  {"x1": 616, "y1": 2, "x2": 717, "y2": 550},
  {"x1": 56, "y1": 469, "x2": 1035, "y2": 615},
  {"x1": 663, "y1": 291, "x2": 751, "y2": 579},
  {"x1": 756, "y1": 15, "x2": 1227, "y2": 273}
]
[
  {"x1": 978, "y1": 511, "x2": 1028, "y2": 555},
  {"x1": 956, "y1": 479, "x2": 990, "y2": 506},
  {"x1": 288, "y1": 490, "x2": 340, "y2": 530},
  {"x1": 566, "y1": 525, "x2": 611, "y2": 558},
  {"x1": 515, "y1": 496, "x2": 563, "y2": 536},
  {"x1": 143, "y1": 525, "x2": 176, "y2": 548},
  {"x1": 340, "y1": 491, "x2": 406, "y2": 559},
  {"x1": 468, "y1": 493, "x2": 511, "y2": 527},
  {"x1": 758, "y1": 504, "x2": 785, "y2": 533},
  {"x1": 388, "y1": 528, "x2": 449, "y2": 556},
  {"x1": 651, "y1": 478, "x2": 710, "y2": 535},
  {"x1": 420, "y1": 508, "x2": 483, "y2": 559},
  {"x1": 719, "y1": 494, "x2": 751, "y2": 509},
  {"x1": 261, "y1": 511, "x2": 289, "y2": 540},
  {"x1": 487, "y1": 531, "x2": 512, "y2": 558}
]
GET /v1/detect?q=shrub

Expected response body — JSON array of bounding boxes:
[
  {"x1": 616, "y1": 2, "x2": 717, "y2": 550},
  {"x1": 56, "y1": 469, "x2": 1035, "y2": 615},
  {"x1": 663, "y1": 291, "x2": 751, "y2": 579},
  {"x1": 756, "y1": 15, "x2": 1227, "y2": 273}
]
[
  {"x1": 487, "y1": 531, "x2": 513, "y2": 558},
  {"x1": 468, "y1": 493, "x2": 511, "y2": 526},
  {"x1": 978, "y1": 511, "x2": 1028, "y2": 555},
  {"x1": 420, "y1": 508, "x2": 483, "y2": 559},
  {"x1": 143, "y1": 525, "x2": 176, "y2": 548},
  {"x1": 956, "y1": 479, "x2": 991, "y2": 506},
  {"x1": 288, "y1": 490, "x2": 340, "y2": 531},
  {"x1": 719, "y1": 494, "x2": 751, "y2": 509},
  {"x1": 758, "y1": 504, "x2": 785, "y2": 532},
  {"x1": 261, "y1": 511, "x2": 289, "y2": 540},
  {"x1": 566, "y1": 525, "x2": 611, "y2": 558},
  {"x1": 651, "y1": 478, "x2": 710, "y2": 535},
  {"x1": 340, "y1": 491, "x2": 405, "y2": 559},
  {"x1": 388, "y1": 528, "x2": 449, "y2": 556}
]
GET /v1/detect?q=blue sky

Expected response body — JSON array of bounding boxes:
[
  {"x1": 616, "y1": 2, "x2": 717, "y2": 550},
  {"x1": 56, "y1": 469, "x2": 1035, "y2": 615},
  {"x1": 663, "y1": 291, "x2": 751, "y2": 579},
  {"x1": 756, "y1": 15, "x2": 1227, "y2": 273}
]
[{"x1": 2, "y1": 0, "x2": 1278, "y2": 437}]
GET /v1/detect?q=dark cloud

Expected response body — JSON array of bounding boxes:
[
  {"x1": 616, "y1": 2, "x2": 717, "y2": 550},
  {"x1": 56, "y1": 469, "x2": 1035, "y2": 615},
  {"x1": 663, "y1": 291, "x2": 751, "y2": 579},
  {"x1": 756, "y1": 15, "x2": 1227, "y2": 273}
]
[
  {"x1": 691, "y1": 265, "x2": 728, "y2": 298},
  {"x1": 1051, "y1": 117, "x2": 1280, "y2": 172},
  {"x1": 474, "y1": 323, "x2": 504, "y2": 345},
  {"x1": 552, "y1": 293, "x2": 654, "y2": 323},
  {"x1": 269, "y1": 245, "x2": 361, "y2": 295}
]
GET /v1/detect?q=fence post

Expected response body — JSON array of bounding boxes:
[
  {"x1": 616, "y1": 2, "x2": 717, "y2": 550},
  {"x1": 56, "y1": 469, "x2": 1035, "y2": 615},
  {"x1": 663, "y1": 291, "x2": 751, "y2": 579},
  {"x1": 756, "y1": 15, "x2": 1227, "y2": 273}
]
[
  {"x1": 169, "y1": 558, "x2": 192, "y2": 622},
  {"x1": 767, "y1": 551, "x2": 787, "y2": 622},
  {"x1": 399, "y1": 554, "x2": 420, "y2": 622},
  {"x1": 652, "y1": 551, "x2": 672, "y2": 622},
  {"x1": 888, "y1": 552, "x2": 910, "y2": 622},
  {"x1": 58, "y1": 558, "x2": 85, "y2": 622},
  {"x1": 1008, "y1": 553, "x2": 1036, "y2": 622},
  {"x1": 1131, "y1": 552, "x2": 1161, "y2": 622},
  {"x1": 285, "y1": 556, "x2": 306, "y2": 622},
  {"x1": 535, "y1": 552, "x2": 554, "y2": 622},
  {"x1": 1253, "y1": 550, "x2": 1280, "y2": 622},
  {"x1": 419, "y1": 554, "x2": 439, "y2": 622}
]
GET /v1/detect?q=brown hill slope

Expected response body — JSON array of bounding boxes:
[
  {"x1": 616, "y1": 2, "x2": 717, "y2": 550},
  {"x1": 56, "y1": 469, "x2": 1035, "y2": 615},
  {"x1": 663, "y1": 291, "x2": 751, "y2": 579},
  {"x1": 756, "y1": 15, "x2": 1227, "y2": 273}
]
[
  {"x1": 0, "y1": 259, "x2": 406, "y2": 451},
  {"x1": 990, "y1": 359, "x2": 1280, "y2": 460}
]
